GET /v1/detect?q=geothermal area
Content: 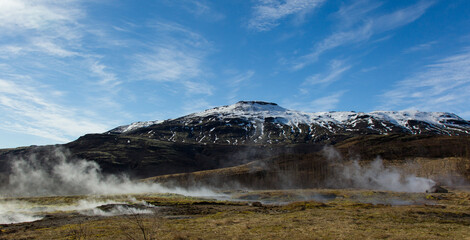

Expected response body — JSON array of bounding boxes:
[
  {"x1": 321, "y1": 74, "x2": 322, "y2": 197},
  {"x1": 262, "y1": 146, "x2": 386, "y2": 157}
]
[{"x1": 1, "y1": 102, "x2": 469, "y2": 239}]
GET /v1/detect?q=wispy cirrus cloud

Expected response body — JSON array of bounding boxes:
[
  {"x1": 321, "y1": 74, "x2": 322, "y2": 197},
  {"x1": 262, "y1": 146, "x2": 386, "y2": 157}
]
[
  {"x1": 0, "y1": 39, "x2": 78, "y2": 59},
  {"x1": 301, "y1": 59, "x2": 351, "y2": 92},
  {"x1": 32, "y1": 37, "x2": 79, "y2": 57},
  {"x1": 403, "y1": 40, "x2": 438, "y2": 54},
  {"x1": 308, "y1": 91, "x2": 346, "y2": 112},
  {"x1": 0, "y1": 0, "x2": 82, "y2": 32},
  {"x1": 179, "y1": 0, "x2": 225, "y2": 21},
  {"x1": 134, "y1": 46, "x2": 213, "y2": 95},
  {"x1": 182, "y1": 98, "x2": 213, "y2": 115},
  {"x1": 181, "y1": 79, "x2": 214, "y2": 96},
  {"x1": 379, "y1": 48, "x2": 470, "y2": 118},
  {"x1": 133, "y1": 21, "x2": 214, "y2": 96},
  {"x1": 90, "y1": 61, "x2": 121, "y2": 89},
  {"x1": 0, "y1": 45, "x2": 24, "y2": 58},
  {"x1": 0, "y1": 0, "x2": 84, "y2": 57},
  {"x1": 0, "y1": 78, "x2": 109, "y2": 143},
  {"x1": 333, "y1": 0, "x2": 382, "y2": 28},
  {"x1": 0, "y1": 0, "x2": 128, "y2": 146},
  {"x1": 226, "y1": 70, "x2": 255, "y2": 102},
  {"x1": 151, "y1": 21, "x2": 211, "y2": 48},
  {"x1": 0, "y1": 0, "x2": 109, "y2": 76},
  {"x1": 288, "y1": 58, "x2": 351, "y2": 111},
  {"x1": 135, "y1": 47, "x2": 203, "y2": 82},
  {"x1": 294, "y1": 0, "x2": 435, "y2": 70},
  {"x1": 248, "y1": 0, "x2": 325, "y2": 31}
]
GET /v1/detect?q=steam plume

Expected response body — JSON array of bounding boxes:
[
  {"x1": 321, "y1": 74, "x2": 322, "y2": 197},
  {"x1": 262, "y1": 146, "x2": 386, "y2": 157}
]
[
  {"x1": 339, "y1": 157, "x2": 435, "y2": 192},
  {"x1": 323, "y1": 146, "x2": 436, "y2": 192},
  {"x1": 0, "y1": 147, "x2": 218, "y2": 197}
]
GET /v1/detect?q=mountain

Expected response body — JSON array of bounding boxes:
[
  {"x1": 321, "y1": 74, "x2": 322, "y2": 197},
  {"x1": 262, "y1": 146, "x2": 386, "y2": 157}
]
[
  {"x1": 1, "y1": 101, "x2": 469, "y2": 188},
  {"x1": 107, "y1": 120, "x2": 163, "y2": 134},
  {"x1": 108, "y1": 101, "x2": 470, "y2": 145}
]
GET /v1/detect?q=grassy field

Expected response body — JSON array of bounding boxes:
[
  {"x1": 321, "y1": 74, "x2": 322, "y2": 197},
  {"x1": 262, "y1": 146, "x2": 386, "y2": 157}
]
[{"x1": 1, "y1": 188, "x2": 469, "y2": 240}]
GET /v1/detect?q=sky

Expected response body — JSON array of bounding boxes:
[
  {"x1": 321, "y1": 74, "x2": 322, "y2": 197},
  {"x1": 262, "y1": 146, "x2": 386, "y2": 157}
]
[{"x1": 1, "y1": 0, "x2": 470, "y2": 148}]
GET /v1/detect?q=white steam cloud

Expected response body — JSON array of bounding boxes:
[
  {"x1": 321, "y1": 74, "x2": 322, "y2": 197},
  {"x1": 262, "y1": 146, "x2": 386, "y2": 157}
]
[
  {"x1": 323, "y1": 146, "x2": 436, "y2": 192},
  {"x1": 0, "y1": 147, "x2": 224, "y2": 224},
  {"x1": 0, "y1": 201, "x2": 43, "y2": 224},
  {"x1": 0, "y1": 197, "x2": 156, "y2": 224},
  {"x1": 0, "y1": 146, "x2": 440, "y2": 225},
  {"x1": 1, "y1": 148, "x2": 219, "y2": 197},
  {"x1": 80, "y1": 204, "x2": 154, "y2": 217},
  {"x1": 340, "y1": 157, "x2": 436, "y2": 192}
]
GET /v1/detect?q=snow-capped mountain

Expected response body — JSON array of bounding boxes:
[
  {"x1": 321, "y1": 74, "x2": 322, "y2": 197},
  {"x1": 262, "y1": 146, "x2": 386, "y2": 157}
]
[
  {"x1": 107, "y1": 120, "x2": 163, "y2": 134},
  {"x1": 109, "y1": 101, "x2": 470, "y2": 144}
]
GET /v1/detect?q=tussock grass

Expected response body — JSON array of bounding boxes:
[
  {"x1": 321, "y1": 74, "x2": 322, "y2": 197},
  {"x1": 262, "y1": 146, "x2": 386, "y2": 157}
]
[{"x1": 1, "y1": 189, "x2": 469, "y2": 240}]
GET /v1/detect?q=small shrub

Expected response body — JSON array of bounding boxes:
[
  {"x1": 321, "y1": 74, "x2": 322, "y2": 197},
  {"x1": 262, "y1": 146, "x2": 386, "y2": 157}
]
[{"x1": 67, "y1": 221, "x2": 90, "y2": 240}]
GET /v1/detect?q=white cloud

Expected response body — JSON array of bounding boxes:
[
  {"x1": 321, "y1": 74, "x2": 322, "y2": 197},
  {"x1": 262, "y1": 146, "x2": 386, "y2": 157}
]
[
  {"x1": 136, "y1": 47, "x2": 202, "y2": 82},
  {"x1": 0, "y1": 0, "x2": 84, "y2": 58},
  {"x1": 379, "y1": 48, "x2": 470, "y2": 118},
  {"x1": 0, "y1": 39, "x2": 79, "y2": 59},
  {"x1": 33, "y1": 38, "x2": 78, "y2": 57},
  {"x1": 333, "y1": 0, "x2": 382, "y2": 28},
  {"x1": 180, "y1": 0, "x2": 225, "y2": 21},
  {"x1": 0, "y1": 78, "x2": 109, "y2": 143},
  {"x1": 0, "y1": 0, "x2": 81, "y2": 32},
  {"x1": 308, "y1": 91, "x2": 345, "y2": 112},
  {"x1": 226, "y1": 70, "x2": 255, "y2": 102},
  {"x1": 302, "y1": 60, "x2": 351, "y2": 87},
  {"x1": 0, "y1": 0, "x2": 125, "y2": 94},
  {"x1": 182, "y1": 80, "x2": 214, "y2": 95},
  {"x1": 182, "y1": 98, "x2": 213, "y2": 115},
  {"x1": 151, "y1": 21, "x2": 211, "y2": 48},
  {"x1": 230, "y1": 70, "x2": 255, "y2": 86},
  {"x1": 0, "y1": 45, "x2": 24, "y2": 58},
  {"x1": 249, "y1": 0, "x2": 325, "y2": 31},
  {"x1": 133, "y1": 21, "x2": 214, "y2": 96},
  {"x1": 134, "y1": 45, "x2": 214, "y2": 96},
  {"x1": 294, "y1": 0, "x2": 435, "y2": 70},
  {"x1": 371, "y1": 1, "x2": 435, "y2": 31},
  {"x1": 90, "y1": 61, "x2": 121, "y2": 88},
  {"x1": 403, "y1": 40, "x2": 438, "y2": 54}
]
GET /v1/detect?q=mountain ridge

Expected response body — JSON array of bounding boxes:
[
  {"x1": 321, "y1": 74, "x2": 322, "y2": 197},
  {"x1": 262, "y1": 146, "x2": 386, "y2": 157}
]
[
  {"x1": 1, "y1": 101, "x2": 469, "y2": 183},
  {"x1": 107, "y1": 101, "x2": 470, "y2": 145}
]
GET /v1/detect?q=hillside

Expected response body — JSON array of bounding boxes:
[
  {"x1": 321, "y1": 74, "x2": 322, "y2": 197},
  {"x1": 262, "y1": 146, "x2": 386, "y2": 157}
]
[
  {"x1": 145, "y1": 134, "x2": 470, "y2": 189},
  {"x1": 1, "y1": 101, "x2": 470, "y2": 189},
  {"x1": 111, "y1": 101, "x2": 470, "y2": 145}
]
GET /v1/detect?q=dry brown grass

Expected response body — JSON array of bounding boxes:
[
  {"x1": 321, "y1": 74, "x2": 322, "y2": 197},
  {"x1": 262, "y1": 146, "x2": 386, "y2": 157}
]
[{"x1": 1, "y1": 189, "x2": 469, "y2": 240}]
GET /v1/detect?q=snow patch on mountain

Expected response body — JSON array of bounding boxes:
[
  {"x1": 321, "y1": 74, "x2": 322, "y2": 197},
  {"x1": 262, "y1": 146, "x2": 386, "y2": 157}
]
[
  {"x1": 370, "y1": 111, "x2": 465, "y2": 128},
  {"x1": 105, "y1": 101, "x2": 470, "y2": 136},
  {"x1": 184, "y1": 101, "x2": 469, "y2": 132},
  {"x1": 107, "y1": 120, "x2": 163, "y2": 134}
]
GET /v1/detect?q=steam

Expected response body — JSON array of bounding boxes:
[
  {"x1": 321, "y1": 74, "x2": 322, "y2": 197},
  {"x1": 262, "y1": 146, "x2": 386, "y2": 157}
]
[
  {"x1": 0, "y1": 147, "x2": 223, "y2": 224},
  {"x1": 0, "y1": 201, "x2": 43, "y2": 224},
  {"x1": 55, "y1": 199, "x2": 126, "y2": 212},
  {"x1": 323, "y1": 146, "x2": 436, "y2": 192},
  {"x1": 80, "y1": 204, "x2": 154, "y2": 217},
  {"x1": 340, "y1": 157, "x2": 436, "y2": 192},
  {"x1": 0, "y1": 197, "x2": 156, "y2": 224},
  {"x1": 0, "y1": 145, "x2": 442, "y2": 225},
  {"x1": 70, "y1": 197, "x2": 155, "y2": 216},
  {"x1": 1, "y1": 148, "x2": 219, "y2": 197}
]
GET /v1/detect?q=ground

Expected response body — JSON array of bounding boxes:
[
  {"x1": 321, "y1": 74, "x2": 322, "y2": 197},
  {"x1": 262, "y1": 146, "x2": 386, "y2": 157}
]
[{"x1": 1, "y1": 188, "x2": 469, "y2": 240}]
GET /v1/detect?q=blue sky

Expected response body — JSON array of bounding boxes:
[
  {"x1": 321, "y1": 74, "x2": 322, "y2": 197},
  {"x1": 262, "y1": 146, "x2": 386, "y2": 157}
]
[{"x1": 1, "y1": 0, "x2": 470, "y2": 148}]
